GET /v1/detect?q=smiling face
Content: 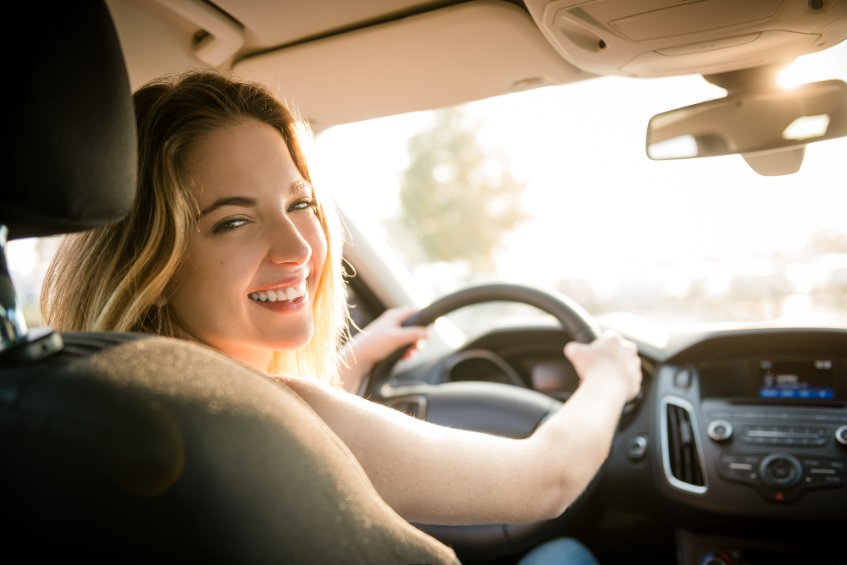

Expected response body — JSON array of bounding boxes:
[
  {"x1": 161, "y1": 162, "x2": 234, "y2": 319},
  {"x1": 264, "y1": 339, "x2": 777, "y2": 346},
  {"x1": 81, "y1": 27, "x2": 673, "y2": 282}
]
[{"x1": 167, "y1": 118, "x2": 327, "y2": 371}]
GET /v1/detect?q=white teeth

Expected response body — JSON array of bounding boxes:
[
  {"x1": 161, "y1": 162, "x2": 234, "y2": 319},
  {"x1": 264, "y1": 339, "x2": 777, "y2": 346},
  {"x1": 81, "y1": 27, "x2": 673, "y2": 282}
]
[{"x1": 249, "y1": 282, "x2": 307, "y2": 303}]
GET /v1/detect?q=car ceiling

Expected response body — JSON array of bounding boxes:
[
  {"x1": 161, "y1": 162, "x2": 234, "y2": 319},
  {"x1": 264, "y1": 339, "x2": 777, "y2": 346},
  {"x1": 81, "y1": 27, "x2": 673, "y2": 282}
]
[{"x1": 107, "y1": 0, "x2": 847, "y2": 131}]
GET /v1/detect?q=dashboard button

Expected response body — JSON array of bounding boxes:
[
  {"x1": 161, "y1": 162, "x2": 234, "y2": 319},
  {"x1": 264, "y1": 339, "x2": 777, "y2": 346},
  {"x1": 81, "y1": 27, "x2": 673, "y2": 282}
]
[
  {"x1": 708, "y1": 419, "x2": 733, "y2": 442},
  {"x1": 718, "y1": 455, "x2": 759, "y2": 485},
  {"x1": 674, "y1": 368, "x2": 692, "y2": 388},
  {"x1": 627, "y1": 435, "x2": 648, "y2": 461},
  {"x1": 821, "y1": 475, "x2": 844, "y2": 487},
  {"x1": 836, "y1": 425, "x2": 847, "y2": 446}
]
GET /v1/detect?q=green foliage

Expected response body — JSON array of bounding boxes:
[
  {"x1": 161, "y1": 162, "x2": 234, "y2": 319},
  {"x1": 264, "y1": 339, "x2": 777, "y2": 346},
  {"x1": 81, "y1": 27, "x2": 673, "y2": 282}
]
[{"x1": 397, "y1": 107, "x2": 528, "y2": 271}]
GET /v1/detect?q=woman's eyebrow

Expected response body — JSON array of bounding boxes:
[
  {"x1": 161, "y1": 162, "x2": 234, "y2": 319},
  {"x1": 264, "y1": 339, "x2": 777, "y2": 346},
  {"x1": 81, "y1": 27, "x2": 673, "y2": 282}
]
[
  {"x1": 199, "y1": 196, "x2": 256, "y2": 218},
  {"x1": 198, "y1": 181, "x2": 312, "y2": 218},
  {"x1": 290, "y1": 179, "x2": 313, "y2": 196}
]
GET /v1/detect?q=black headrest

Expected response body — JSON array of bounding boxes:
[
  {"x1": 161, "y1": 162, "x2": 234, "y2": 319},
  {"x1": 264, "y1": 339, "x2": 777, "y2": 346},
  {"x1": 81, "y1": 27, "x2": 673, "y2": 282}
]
[{"x1": 4, "y1": 1, "x2": 137, "y2": 240}]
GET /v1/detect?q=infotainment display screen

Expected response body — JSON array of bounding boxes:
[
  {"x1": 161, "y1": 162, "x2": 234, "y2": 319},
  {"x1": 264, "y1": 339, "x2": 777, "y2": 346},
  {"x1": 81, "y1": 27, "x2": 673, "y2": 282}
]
[{"x1": 758, "y1": 359, "x2": 835, "y2": 400}]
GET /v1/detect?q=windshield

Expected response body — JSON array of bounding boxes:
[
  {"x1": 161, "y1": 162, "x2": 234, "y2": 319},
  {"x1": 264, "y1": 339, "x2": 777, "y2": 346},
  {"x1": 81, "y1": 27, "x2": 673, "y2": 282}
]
[
  {"x1": 7, "y1": 44, "x2": 846, "y2": 336},
  {"x1": 309, "y1": 44, "x2": 847, "y2": 336}
]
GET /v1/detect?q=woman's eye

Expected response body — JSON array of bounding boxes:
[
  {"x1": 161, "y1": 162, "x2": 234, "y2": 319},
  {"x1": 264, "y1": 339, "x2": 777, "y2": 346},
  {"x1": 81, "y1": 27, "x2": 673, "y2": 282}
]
[
  {"x1": 212, "y1": 218, "x2": 250, "y2": 234},
  {"x1": 289, "y1": 198, "x2": 317, "y2": 213}
]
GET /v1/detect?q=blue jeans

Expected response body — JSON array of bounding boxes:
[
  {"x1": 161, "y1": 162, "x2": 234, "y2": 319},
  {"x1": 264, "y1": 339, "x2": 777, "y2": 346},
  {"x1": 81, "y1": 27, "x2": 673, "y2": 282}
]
[{"x1": 517, "y1": 537, "x2": 600, "y2": 565}]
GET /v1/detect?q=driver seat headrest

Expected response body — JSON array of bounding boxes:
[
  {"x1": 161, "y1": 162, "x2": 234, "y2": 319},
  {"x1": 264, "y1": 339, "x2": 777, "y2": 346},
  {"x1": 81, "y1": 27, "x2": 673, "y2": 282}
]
[{"x1": 3, "y1": 1, "x2": 137, "y2": 240}]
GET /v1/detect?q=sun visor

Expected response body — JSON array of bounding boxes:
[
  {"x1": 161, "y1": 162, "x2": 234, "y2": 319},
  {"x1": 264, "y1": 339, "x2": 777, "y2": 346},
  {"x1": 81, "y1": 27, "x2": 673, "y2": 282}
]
[{"x1": 234, "y1": 1, "x2": 590, "y2": 131}]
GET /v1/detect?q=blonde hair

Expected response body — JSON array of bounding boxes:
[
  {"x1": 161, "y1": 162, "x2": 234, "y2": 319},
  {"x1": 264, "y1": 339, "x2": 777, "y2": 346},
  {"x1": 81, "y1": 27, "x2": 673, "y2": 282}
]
[{"x1": 42, "y1": 70, "x2": 349, "y2": 385}]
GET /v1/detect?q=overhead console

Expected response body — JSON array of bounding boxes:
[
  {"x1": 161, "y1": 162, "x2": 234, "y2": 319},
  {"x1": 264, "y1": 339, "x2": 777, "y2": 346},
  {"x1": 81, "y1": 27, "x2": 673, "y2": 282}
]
[{"x1": 524, "y1": 0, "x2": 847, "y2": 77}]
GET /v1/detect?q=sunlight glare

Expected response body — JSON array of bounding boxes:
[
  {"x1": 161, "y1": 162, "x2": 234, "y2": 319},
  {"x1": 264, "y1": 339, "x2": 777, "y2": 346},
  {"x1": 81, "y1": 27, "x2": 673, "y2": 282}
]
[
  {"x1": 778, "y1": 42, "x2": 847, "y2": 88},
  {"x1": 782, "y1": 114, "x2": 831, "y2": 141},
  {"x1": 647, "y1": 134, "x2": 698, "y2": 159}
]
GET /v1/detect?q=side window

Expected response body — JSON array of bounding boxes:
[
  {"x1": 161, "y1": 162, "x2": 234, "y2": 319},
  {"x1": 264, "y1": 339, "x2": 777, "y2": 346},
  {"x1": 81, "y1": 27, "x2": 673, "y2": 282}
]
[{"x1": 7, "y1": 235, "x2": 62, "y2": 329}]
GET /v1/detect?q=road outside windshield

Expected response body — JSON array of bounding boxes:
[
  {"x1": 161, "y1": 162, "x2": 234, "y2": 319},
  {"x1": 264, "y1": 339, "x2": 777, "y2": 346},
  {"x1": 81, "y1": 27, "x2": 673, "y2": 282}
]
[{"x1": 309, "y1": 43, "x2": 847, "y2": 336}]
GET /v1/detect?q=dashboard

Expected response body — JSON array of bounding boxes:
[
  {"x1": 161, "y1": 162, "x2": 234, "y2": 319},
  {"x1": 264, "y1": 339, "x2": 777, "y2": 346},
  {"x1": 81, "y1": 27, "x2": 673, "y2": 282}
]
[
  {"x1": 395, "y1": 324, "x2": 847, "y2": 564},
  {"x1": 650, "y1": 328, "x2": 846, "y2": 564},
  {"x1": 652, "y1": 329, "x2": 845, "y2": 513}
]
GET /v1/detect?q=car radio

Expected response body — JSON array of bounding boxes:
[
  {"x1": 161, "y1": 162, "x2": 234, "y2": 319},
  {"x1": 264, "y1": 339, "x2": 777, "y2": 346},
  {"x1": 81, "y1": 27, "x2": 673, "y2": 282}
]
[{"x1": 702, "y1": 403, "x2": 847, "y2": 503}]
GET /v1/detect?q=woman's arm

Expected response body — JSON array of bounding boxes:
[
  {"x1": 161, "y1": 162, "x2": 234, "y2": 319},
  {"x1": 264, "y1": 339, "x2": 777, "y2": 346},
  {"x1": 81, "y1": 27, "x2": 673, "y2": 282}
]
[
  {"x1": 284, "y1": 330, "x2": 642, "y2": 526},
  {"x1": 338, "y1": 306, "x2": 428, "y2": 393}
]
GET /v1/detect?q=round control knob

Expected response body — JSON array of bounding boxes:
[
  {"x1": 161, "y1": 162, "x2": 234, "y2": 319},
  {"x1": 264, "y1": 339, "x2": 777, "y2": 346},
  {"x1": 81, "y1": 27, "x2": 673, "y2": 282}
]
[
  {"x1": 627, "y1": 435, "x2": 648, "y2": 461},
  {"x1": 759, "y1": 453, "x2": 802, "y2": 488},
  {"x1": 707, "y1": 419, "x2": 733, "y2": 442},
  {"x1": 835, "y1": 425, "x2": 847, "y2": 446}
]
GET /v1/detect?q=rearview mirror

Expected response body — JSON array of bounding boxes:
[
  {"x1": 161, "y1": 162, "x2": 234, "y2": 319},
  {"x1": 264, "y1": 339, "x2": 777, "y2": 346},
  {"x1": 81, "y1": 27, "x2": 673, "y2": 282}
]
[{"x1": 646, "y1": 79, "x2": 847, "y2": 161}]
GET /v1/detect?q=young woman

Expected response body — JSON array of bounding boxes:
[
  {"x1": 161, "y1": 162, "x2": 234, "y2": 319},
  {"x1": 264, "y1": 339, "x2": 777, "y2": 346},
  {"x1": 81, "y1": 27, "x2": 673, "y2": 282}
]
[{"x1": 42, "y1": 69, "x2": 641, "y2": 542}]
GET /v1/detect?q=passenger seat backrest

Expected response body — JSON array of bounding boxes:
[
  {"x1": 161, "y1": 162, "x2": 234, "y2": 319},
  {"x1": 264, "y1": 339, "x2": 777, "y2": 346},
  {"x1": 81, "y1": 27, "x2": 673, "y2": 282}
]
[{"x1": 0, "y1": 3, "x2": 458, "y2": 563}]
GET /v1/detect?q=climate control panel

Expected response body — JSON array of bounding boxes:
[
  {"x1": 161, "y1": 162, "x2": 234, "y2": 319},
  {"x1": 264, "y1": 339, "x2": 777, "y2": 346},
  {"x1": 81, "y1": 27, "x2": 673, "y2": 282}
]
[{"x1": 704, "y1": 405, "x2": 847, "y2": 504}]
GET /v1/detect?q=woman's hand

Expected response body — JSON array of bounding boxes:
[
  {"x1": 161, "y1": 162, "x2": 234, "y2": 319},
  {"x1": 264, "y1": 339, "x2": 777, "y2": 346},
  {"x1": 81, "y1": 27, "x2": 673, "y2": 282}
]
[
  {"x1": 339, "y1": 305, "x2": 428, "y2": 393},
  {"x1": 563, "y1": 330, "x2": 642, "y2": 402}
]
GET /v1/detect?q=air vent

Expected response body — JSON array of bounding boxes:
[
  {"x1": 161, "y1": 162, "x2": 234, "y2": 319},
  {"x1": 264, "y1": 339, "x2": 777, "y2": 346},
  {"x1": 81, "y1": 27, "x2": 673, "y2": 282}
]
[{"x1": 661, "y1": 397, "x2": 707, "y2": 494}]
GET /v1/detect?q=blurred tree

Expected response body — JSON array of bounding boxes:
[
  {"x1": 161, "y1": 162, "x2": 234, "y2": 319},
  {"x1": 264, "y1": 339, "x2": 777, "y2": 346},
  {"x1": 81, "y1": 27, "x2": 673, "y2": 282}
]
[{"x1": 396, "y1": 107, "x2": 528, "y2": 272}]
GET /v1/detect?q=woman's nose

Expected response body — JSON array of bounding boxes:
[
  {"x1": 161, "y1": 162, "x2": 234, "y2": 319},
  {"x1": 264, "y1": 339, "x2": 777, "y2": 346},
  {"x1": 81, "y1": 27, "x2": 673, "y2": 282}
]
[{"x1": 267, "y1": 216, "x2": 311, "y2": 266}]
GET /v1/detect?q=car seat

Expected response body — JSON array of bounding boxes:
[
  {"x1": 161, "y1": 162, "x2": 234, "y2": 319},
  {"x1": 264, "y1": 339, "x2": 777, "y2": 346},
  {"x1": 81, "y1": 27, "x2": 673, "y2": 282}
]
[{"x1": 0, "y1": 2, "x2": 457, "y2": 563}]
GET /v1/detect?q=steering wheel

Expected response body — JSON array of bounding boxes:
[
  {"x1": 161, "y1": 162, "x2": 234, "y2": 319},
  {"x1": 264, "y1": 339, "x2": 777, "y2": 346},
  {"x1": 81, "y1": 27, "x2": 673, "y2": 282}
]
[{"x1": 361, "y1": 283, "x2": 609, "y2": 560}]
